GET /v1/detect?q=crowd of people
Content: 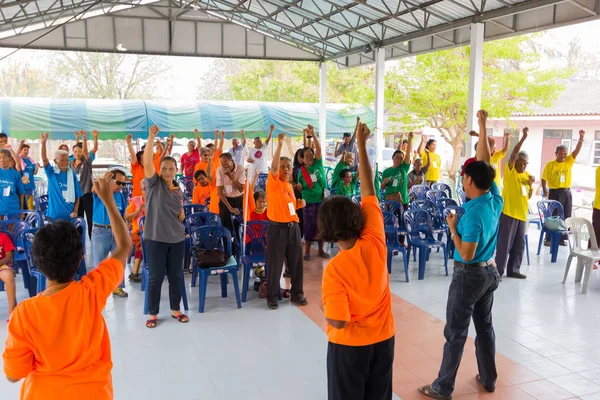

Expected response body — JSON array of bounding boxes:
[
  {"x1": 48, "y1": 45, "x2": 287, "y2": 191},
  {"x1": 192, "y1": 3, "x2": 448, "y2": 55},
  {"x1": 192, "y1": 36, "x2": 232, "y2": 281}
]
[{"x1": 0, "y1": 107, "x2": 595, "y2": 400}]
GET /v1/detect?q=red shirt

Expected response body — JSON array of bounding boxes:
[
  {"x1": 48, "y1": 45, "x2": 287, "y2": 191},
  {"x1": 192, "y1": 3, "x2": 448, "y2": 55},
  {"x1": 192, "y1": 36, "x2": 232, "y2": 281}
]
[
  {"x1": 250, "y1": 209, "x2": 269, "y2": 221},
  {"x1": 0, "y1": 232, "x2": 14, "y2": 267},
  {"x1": 461, "y1": 157, "x2": 475, "y2": 176},
  {"x1": 181, "y1": 150, "x2": 200, "y2": 178}
]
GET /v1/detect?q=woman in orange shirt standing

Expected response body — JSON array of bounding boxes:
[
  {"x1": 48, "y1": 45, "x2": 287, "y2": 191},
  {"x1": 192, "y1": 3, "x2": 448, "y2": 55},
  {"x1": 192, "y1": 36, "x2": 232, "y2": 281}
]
[
  {"x1": 319, "y1": 122, "x2": 395, "y2": 400},
  {"x1": 2, "y1": 176, "x2": 132, "y2": 400}
]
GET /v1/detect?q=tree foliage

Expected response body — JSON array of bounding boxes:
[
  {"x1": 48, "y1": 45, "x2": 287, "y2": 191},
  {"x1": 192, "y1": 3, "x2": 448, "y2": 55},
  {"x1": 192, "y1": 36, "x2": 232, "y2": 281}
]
[
  {"x1": 0, "y1": 61, "x2": 57, "y2": 97},
  {"x1": 51, "y1": 52, "x2": 170, "y2": 99}
]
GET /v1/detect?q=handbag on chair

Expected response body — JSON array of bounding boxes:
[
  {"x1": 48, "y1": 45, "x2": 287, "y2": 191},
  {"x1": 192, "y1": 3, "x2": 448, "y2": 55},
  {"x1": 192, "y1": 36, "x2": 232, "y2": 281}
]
[
  {"x1": 193, "y1": 248, "x2": 227, "y2": 268},
  {"x1": 544, "y1": 216, "x2": 567, "y2": 232}
]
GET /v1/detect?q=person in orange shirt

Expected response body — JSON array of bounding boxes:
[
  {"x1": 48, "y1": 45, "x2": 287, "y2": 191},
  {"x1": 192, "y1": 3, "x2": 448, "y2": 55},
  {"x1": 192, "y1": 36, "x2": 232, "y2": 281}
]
[
  {"x1": 2, "y1": 175, "x2": 132, "y2": 400},
  {"x1": 125, "y1": 180, "x2": 146, "y2": 283},
  {"x1": 192, "y1": 166, "x2": 212, "y2": 206},
  {"x1": 194, "y1": 147, "x2": 219, "y2": 214},
  {"x1": 265, "y1": 133, "x2": 306, "y2": 310},
  {"x1": 126, "y1": 134, "x2": 145, "y2": 198},
  {"x1": 319, "y1": 122, "x2": 395, "y2": 400}
]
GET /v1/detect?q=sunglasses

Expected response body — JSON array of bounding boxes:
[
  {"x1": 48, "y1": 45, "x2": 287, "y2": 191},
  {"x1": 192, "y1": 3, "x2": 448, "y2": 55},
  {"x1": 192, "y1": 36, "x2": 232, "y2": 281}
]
[{"x1": 114, "y1": 181, "x2": 126, "y2": 186}]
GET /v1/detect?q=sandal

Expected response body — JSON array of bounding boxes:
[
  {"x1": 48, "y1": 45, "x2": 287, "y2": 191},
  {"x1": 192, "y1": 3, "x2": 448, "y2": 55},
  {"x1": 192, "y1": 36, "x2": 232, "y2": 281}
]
[
  {"x1": 418, "y1": 385, "x2": 452, "y2": 400},
  {"x1": 317, "y1": 252, "x2": 330, "y2": 259},
  {"x1": 146, "y1": 318, "x2": 158, "y2": 329},
  {"x1": 171, "y1": 313, "x2": 189, "y2": 323},
  {"x1": 303, "y1": 254, "x2": 312, "y2": 261}
]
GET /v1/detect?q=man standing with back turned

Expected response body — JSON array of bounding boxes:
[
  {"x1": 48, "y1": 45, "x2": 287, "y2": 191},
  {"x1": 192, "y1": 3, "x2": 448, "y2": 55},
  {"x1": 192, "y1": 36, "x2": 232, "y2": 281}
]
[{"x1": 419, "y1": 110, "x2": 503, "y2": 400}]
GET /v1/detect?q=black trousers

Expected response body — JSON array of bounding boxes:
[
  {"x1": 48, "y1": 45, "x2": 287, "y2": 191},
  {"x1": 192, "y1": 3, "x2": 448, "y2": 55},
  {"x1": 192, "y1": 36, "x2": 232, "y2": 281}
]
[
  {"x1": 495, "y1": 213, "x2": 526, "y2": 276},
  {"x1": 77, "y1": 192, "x2": 93, "y2": 239},
  {"x1": 327, "y1": 336, "x2": 395, "y2": 400},
  {"x1": 219, "y1": 196, "x2": 243, "y2": 234},
  {"x1": 146, "y1": 239, "x2": 185, "y2": 316},
  {"x1": 546, "y1": 188, "x2": 572, "y2": 241},
  {"x1": 265, "y1": 221, "x2": 303, "y2": 299}
]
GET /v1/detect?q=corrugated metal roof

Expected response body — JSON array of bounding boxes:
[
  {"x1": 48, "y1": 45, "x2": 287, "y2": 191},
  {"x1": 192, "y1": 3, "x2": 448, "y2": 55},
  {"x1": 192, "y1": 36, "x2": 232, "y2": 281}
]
[{"x1": 513, "y1": 80, "x2": 600, "y2": 116}]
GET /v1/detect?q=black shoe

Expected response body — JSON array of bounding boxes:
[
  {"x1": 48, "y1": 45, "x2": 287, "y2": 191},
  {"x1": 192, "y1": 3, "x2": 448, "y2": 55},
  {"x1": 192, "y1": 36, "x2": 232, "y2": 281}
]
[
  {"x1": 283, "y1": 270, "x2": 291, "y2": 278},
  {"x1": 507, "y1": 272, "x2": 527, "y2": 279},
  {"x1": 544, "y1": 240, "x2": 550, "y2": 247},
  {"x1": 291, "y1": 295, "x2": 308, "y2": 306},
  {"x1": 128, "y1": 273, "x2": 141, "y2": 283},
  {"x1": 267, "y1": 297, "x2": 278, "y2": 310},
  {"x1": 499, "y1": 275, "x2": 503, "y2": 282},
  {"x1": 476, "y1": 374, "x2": 495, "y2": 393}
]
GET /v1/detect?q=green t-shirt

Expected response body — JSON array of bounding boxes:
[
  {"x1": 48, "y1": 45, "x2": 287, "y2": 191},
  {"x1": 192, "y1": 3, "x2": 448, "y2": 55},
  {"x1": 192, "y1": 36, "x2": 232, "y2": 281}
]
[
  {"x1": 299, "y1": 158, "x2": 327, "y2": 204},
  {"x1": 334, "y1": 181, "x2": 356, "y2": 197},
  {"x1": 382, "y1": 163, "x2": 411, "y2": 204},
  {"x1": 331, "y1": 160, "x2": 351, "y2": 190}
]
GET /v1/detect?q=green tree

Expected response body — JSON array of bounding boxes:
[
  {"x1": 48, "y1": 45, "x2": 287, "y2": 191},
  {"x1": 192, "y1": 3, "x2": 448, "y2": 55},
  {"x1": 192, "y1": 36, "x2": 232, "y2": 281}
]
[
  {"x1": 387, "y1": 35, "x2": 573, "y2": 180},
  {"x1": 51, "y1": 52, "x2": 171, "y2": 99},
  {"x1": 0, "y1": 61, "x2": 57, "y2": 97}
]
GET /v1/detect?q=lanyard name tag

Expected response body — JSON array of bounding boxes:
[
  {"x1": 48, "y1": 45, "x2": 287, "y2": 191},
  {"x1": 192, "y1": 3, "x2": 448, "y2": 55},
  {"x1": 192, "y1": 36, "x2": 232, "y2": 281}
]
[
  {"x1": 309, "y1": 173, "x2": 317, "y2": 182},
  {"x1": 225, "y1": 185, "x2": 233, "y2": 194},
  {"x1": 3, "y1": 187, "x2": 10, "y2": 197},
  {"x1": 288, "y1": 202, "x2": 296, "y2": 216},
  {"x1": 521, "y1": 185, "x2": 528, "y2": 197},
  {"x1": 560, "y1": 174, "x2": 566, "y2": 183},
  {"x1": 393, "y1": 177, "x2": 398, "y2": 186},
  {"x1": 62, "y1": 190, "x2": 67, "y2": 200},
  {"x1": 432, "y1": 161, "x2": 438, "y2": 168},
  {"x1": 24, "y1": 173, "x2": 29, "y2": 179}
]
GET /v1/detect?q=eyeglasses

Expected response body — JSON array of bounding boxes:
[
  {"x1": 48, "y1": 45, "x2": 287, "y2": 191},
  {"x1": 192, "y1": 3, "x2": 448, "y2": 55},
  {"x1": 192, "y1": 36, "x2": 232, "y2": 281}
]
[{"x1": 115, "y1": 181, "x2": 126, "y2": 186}]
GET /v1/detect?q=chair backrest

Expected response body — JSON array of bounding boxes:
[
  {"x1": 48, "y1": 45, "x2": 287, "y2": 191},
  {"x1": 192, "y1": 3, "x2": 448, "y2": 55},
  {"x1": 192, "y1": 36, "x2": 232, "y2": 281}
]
[
  {"x1": 121, "y1": 181, "x2": 133, "y2": 203},
  {"x1": 231, "y1": 212, "x2": 244, "y2": 242},
  {"x1": 256, "y1": 173, "x2": 269, "y2": 191},
  {"x1": 190, "y1": 226, "x2": 233, "y2": 258},
  {"x1": 38, "y1": 194, "x2": 48, "y2": 204},
  {"x1": 352, "y1": 195, "x2": 361, "y2": 204},
  {"x1": 325, "y1": 167, "x2": 334, "y2": 189},
  {"x1": 0, "y1": 219, "x2": 24, "y2": 232},
  {"x1": 436, "y1": 198, "x2": 459, "y2": 214},
  {"x1": 243, "y1": 221, "x2": 268, "y2": 255},
  {"x1": 382, "y1": 211, "x2": 401, "y2": 246},
  {"x1": 442, "y1": 206, "x2": 465, "y2": 228},
  {"x1": 35, "y1": 181, "x2": 48, "y2": 199},
  {"x1": 380, "y1": 200, "x2": 403, "y2": 220},
  {"x1": 410, "y1": 199, "x2": 437, "y2": 218},
  {"x1": 183, "y1": 204, "x2": 209, "y2": 218},
  {"x1": 565, "y1": 217, "x2": 596, "y2": 251},
  {"x1": 426, "y1": 190, "x2": 445, "y2": 202},
  {"x1": 431, "y1": 182, "x2": 452, "y2": 198},
  {"x1": 5, "y1": 211, "x2": 43, "y2": 228},
  {"x1": 185, "y1": 212, "x2": 222, "y2": 233},
  {"x1": 409, "y1": 184, "x2": 430, "y2": 200},
  {"x1": 403, "y1": 209, "x2": 435, "y2": 240},
  {"x1": 70, "y1": 217, "x2": 88, "y2": 247},
  {"x1": 457, "y1": 187, "x2": 466, "y2": 205},
  {"x1": 22, "y1": 228, "x2": 39, "y2": 271},
  {"x1": 537, "y1": 200, "x2": 564, "y2": 223},
  {"x1": 139, "y1": 216, "x2": 145, "y2": 232},
  {"x1": 37, "y1": 201, "x2": 48, "y2": 214}
]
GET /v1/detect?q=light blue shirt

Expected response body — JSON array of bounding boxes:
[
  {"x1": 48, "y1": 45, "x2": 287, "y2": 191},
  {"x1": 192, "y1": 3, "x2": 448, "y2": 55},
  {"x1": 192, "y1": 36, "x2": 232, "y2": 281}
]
[
  {"x1": 229, "y1": 145, "x2": 245, "y2": 166},
  {"x1": 92, "y1": 192, "x2": 126, "y2": 225},
  {"x1": 455, "y1": 181, "x2": 503, "y2": 264},
  {"x1": 69, "y1": 152, "x2": 96, "y2": 163},
  {"x1": 0, "y1": 168, "x2": 25, "y2": 215},
  {"x1": 21, "y1": 157, "x2": 36, "y2": 192},
  {"x1": 44, "y1": 164, "x2": 83, "y2": 220}
]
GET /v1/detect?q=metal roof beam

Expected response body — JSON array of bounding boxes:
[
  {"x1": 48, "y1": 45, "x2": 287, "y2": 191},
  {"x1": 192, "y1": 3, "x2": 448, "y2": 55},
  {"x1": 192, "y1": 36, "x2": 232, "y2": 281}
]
[{"x1": 567, "y1": 0, "x2": 597, "y2": 15}]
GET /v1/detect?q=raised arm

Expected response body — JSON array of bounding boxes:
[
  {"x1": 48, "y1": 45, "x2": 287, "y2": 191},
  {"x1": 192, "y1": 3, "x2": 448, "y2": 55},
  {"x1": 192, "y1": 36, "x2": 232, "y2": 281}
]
[
  {"x1": 357, "y1": 123, "x2": 375, "y2": 197},
  {"x1": 241, "y1": 130, "x2": 246, "y2": 147},
  {"x1": 125, "y1": 134, "x2": 136, "y2": 164},
  {"x1": 507, "y1": 128, "x2": 528, "y2": 169},
  {"x1": 81, "y1": 130, "x2": 90, "y2": 160},
  {"x1": 91, "y1": 130, "x2": 99, "y2": 155},
  {"x1": 351, "y1": 116, "x2": 360, "y2": 142},
  {"x1": 218, "y1": 131, "x2": 225, "y2": 153},
  {"x1": 476, "y1": 110, "x2": 491, "y2": 163},
  {"x1": 334, "y1": 141, "x2": 341, "y2": 158},
  {"x1": 194, "y1": 128, "x2": 202, "y2": 148},
  {"x1": 6, "y1": 144, "x2": 21, "y2": 173},
  {"x1": 303, "y1": 129, "x2": 309, "y2": 149},
  {"x1": 206, "y1": 156, "x2": 213, "y2": 183},
  {"x1": 143, "y1": 126, "x2": 159, "y2": 179},
  {"x1": 270, "y1": 133, "x2": 285, "y2": 175},
  {"x1": 572, "y1": 130, "x2": 585, "y2": 159},
  {"x1": 417, "y1": 135, "x2": 426, "y2": 155},
  {"x1": 309, "y1": 125, "x2": 322, "y2": 160},
  {"x1": 403, "y1": 132, "x2": 414, "y2": 165},
  {"x1": 264, "y1": 124, "x2": 274, "y2": 146},
  {"x1": 167, "y1": 134, "x2": 175, "y2": 155},
  {"x1": 41, "y1": 132, "x2": 49, "y2": 167},
  {"x1": 501, "y1": 131, "x2": 510, "y2": 154},
  {"x1": 397, "y1": 135, "x2": 404, "y2": 151}
]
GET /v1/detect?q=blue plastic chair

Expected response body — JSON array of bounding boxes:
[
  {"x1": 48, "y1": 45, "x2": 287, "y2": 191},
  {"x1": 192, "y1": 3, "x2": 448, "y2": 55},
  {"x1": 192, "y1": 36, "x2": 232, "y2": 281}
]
[
  {"x1": 426, "y1": 190, "x2": 445, "y2": 203},
  {"x1": 442, "y1": 206, "x2": 465, "y2": 259},
  {"x1": 185, "y1": 212, "x2": 221, "y2": 280},
  {"x1": 121, "y1": 181, "x2": 133, "y2": 204},
  {"x1": 230, "y1": 212, "x2": 244, "y2": 263},
  {"x1": 240, "y1": 221, "x2": 268, "y2": 302},
  {"x1": 329, "y1": 187, "x2": 338, "y2": 196},
  {"x1": 409, "y1": 184, "x2": 430, "y2": 201},
  {"x1": 37, "y1": 194, "x2": 48, "y2": 205},
  {"x1": 70, "y1": 217, "x2": 88, "y2": 279},
  {"x1": 431, "y1": 182, "x2": 452, "y2": 199},
  {"x1": 140, "y1": 228, "x2": 189, "y2": 314},
  {"x1": 404, "y1": 209, "x2": 448, "y2": 280},
  {"x1": 351, "y1": 195, "x2": 361, "y2": 204},
  {"x1": 5, "y1": 211, "x2": 43, "y2": 228},
  {"x1": 256, "y1": 173, "x2": 269, "y2": 191},
  {"x1": 0, "y1": 222, "x2": 32, "y2": 290},
  {"x1": 23, "y1": 228, "x2": 44, "y2": 295},
  {"x1": 457, "y1": 187, "x2": 466, "y2": 205},
  {"x1": 383, "y1": 212, "x2": 409, "y2": 282},
  {"x1": 536, "y1": 200, "x2": 566, "y2": 263},
  {"x1": 183, "y1": 204, "x2": 209, "y2": 218},
  {"x1": 190, "y1": 226, "x2": 241, "y2": 313}
]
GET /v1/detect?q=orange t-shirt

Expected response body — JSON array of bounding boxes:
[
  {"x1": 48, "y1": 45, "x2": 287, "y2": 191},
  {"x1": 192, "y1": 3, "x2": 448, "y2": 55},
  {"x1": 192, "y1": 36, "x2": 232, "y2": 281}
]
[
  {"x1": 2, "y1": 258, "x2": 123, "y2": 400},
  {"x1": 266, "y1": 171, "x2": 299, "y2": 223},
  {"x1": 153, "y1": 152, "x2": 161, "y2": 173},
  {"x1": 321, "y1": 195, "x2": 395, "y2": 346},
  {"x1": 193, "y1": 160, "x2": 219, "y2": 214},
  {"x1": 125, "y1": 198, "x2": 144, "y2": 235},
  {"x1": 192, "y1": 184, "x2": 211, "y2": 206},
  {"x1": 130, "y1": 161, "x2": 144, "y2": 197}
]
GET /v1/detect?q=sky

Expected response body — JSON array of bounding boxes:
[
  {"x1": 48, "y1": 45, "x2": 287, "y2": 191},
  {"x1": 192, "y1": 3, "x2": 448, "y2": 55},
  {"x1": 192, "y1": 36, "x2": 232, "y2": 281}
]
[{"x1": 1, "y1": 18, "x2": 600, "y2": 101}]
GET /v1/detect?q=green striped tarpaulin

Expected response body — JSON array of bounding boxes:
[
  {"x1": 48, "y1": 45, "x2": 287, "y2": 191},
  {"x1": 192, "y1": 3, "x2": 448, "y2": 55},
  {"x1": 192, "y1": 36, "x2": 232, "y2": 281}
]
[{"x1": 0, "y1": 97, "x2": 375, "y2": 140}]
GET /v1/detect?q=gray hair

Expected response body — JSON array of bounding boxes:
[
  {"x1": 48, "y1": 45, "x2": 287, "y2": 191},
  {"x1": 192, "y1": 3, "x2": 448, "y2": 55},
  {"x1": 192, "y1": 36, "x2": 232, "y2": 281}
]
[
  {"x1": 54, "y1": 149, "x2": 69, "y2": 159},
  {"x1": 555, "y1": 145, "x2": 568, "y2": 153},
  {"x1": 517, "y1": 151, "x2": 529, "y2": 161},
  {"x1": 0, "y1": 149, "x2": 11, "y2": 158},
  {"x1": 199, "y1": 147, "x2": 211, "y2": 156}
]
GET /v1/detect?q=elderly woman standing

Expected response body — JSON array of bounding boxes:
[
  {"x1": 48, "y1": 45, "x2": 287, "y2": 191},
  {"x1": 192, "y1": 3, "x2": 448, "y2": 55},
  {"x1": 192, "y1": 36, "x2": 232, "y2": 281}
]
[
  {"x1": 143, "y1": 125, "x2": 188, "y2": 329},
  {"x1": 0, "y1": 147, "x2": 25, "y2": 217},
  {"x1": 71, "y1": 130, "x2": 97, "y2": 238},
  {"x1": 41, "y1": 132, "x2": 82, "y2": 221}
]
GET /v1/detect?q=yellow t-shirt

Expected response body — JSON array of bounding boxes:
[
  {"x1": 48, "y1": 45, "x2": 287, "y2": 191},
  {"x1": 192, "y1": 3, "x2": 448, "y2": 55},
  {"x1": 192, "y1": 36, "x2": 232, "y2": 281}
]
[
  {"x1": 502, "y1": 164, "x2": 531, "y2": 222},
  {"x1": 421, "y1": 151, "x2": 442, "y2": 182},
  {"x1": 542, "y1": 154, "x2": 575, "y2": 189},
  {"x1": 490, "y1": 150, "x2": 506, "y2": 185},
  {"x1": 594, "y1": 167, "x2": 600, "y2": 211}
]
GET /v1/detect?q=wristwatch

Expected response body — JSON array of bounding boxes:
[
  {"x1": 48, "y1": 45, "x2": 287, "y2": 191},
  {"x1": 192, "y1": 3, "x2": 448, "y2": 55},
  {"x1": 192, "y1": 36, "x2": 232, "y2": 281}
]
[{"x1": 450, "y1": 232, "x2": 456, "y2": 240}]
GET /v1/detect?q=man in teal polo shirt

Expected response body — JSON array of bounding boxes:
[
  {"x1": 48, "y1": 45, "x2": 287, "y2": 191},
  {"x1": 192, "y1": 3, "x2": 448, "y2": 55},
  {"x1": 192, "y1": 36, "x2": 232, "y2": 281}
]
[{"x1": 420, "y1": 110, "x2": 503, "y2": 400}]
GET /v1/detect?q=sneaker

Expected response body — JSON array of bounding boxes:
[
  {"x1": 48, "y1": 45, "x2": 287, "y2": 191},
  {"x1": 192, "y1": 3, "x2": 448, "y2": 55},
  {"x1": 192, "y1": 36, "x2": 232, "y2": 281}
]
[
  {"x1": 267, "y1": 297, "x2": 278, "y2": 310},
  {"x1": 128, "y1": 273, "x2": 141, "y2": 283},
  {"x1": 507, "y1": 272, "x2": 527, "y2": 279},
  {"x1": 113, "y1": 288, "x2": 129, "y2": 298},
  {"x1": 291, "y1": 295, "x2": 308, "y2": 306}
]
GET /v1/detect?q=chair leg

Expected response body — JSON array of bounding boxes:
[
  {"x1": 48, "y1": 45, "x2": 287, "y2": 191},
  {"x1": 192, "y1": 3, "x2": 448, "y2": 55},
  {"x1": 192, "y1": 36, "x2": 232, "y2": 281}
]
[
  {"x1": 180, "y1": 270, "x2": 189, "y2": 311},
  {"x1": 220, "y1": 274, "x2": 228, "y2": 298},
  {"x1": 242, "y1": 262, "x2": 250, "y2": 303},
  {"x1": 191, "y1": 266, "x2": 198, "y2": 287},
  {"x1": 387, "y1": 250, "x2": 392, "y2": 274},
  {"x1": 550, "y1": 232, "x2": 560, "y2": 263},
  {"x1": 575, "y1": 258, "x2": 585, "y2": 283},
  {"x1": 581, "y1": 259, "x2": 593, "y2": 294},
  {"x1": 525, "y1": 234, "x2": 530, "y2": 266},
  {"x1": 563, "y1": 255, "x2": 573, "y2": 283},
  {"x1": 230, "y1": 270, "x2": 242, "y2": 309},
  {"x1": 537, "y1": 228, "x2": 545, "y2": 255},
  {"x1": 143, "y1": 280, "x2": 149, "y2": 315},
  {"x1": 198, "y1": 270, "x2": 208, "y2": 313},
  {"x1": 442, "y1": 245, "x2": 448, "y2": 276},
  {"x1": 418, "y1": 247, "x2": 426, "y2": 280},
  {"x1": 403, "y1": 250, "x2": 409, "y2": 282}
]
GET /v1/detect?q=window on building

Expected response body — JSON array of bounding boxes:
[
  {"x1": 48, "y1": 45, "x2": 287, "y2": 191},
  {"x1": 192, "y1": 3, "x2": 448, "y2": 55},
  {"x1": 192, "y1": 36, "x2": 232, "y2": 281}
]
[
  {"x1": 543, "y1": 129, "x2": 572, "y2": 139},
  {"x1": 593, "y1": 131, "x2": 600, "y2": 166}
]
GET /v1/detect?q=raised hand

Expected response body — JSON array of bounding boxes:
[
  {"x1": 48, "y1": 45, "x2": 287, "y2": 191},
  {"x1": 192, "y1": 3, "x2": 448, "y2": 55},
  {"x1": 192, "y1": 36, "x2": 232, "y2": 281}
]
[
  {"x1": 126, "y1": 134, "x2": 133, "y2": 143},
  {"x1": 469, "y1": 130, "x2": 478, "y2": 137},
  {"x1": 528, "y1": 175, "x2": 535, "y2": 185},
  {"x1": 522, "y1": 127, "x2": 529, "y2": 140},
  {"x1": 504, "y1": 131, "x2": 511, "y2": 139},
  {"x1": 357, "y1": 122, "x2": 370, "y2": 144},
  {"x1": 408, "y1": 131, "x2": 414, "y2": 140},
  {"x1": 270, "y1": 124, "x2": 275, "y2": 132},
  {"x1": 277, "y1": 133, "x2": 285, "y2": 142},
  {"x1": 80, "y1": 130, "x2": 87, "y2": 138},
  {"x1": 149, "y1": 125, "x2": 159, "y2": 138},
  {"x1": 579, "y1": 130, "x2": 585, "y2": 139},
  {"x1": 91, "y1": 130, "x2": 99, "y2": 138},
  {"x1": 477, "y1": 109, "x2": 488, "y2": 122},
  {"x1": 41, "y1": 132, "x2": 49, "y2": 142},
  {"x1": 93, "y1": 175, "x2": 116, "y2": 204},
  {"x1": 74, "y1": 131, "x2": 81, "y2": 141},
  {"x1": 194, "y1": 128, "x2": 199, "y2": 135}
]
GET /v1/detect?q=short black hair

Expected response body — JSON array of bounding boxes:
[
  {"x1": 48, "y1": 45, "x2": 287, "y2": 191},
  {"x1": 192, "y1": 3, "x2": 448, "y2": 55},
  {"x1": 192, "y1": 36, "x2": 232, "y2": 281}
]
[
  {"x1": 0, "y1": 133, "x2": 7, "y2": 140},
  {"x1": 426, "y1": 139, "x2": 436, "y2": 149},
  {"x1": 112, "y1": 169, "x2": 126, "y2": 179},
  {"x1": 194, "y1": 169, "x2": 207, "y2": 180},
  {"x1": 393, "y1": 150, "x2": 404, "y2": 158},
  {"x1": 464, "y1": 160, "x2": 495, "y2": 191},
  {"x1": 293, "y1": 148, "x2": 304, "y2": 169},
  {"x1": 318, "y1": 196, "x2": 364, "y2": 242},
  {"x1": 219, "y1": 152, "x2": 233, "y2": 160},
  {"x1": 302, "y1": 147, "x2": 315, "y2": 158},
  {"x1": 136, "y1": 150, "x2": 144, "y2": 165},
  {"x1": 160, "y1": 156, "x2": 177, "y2": 168},
  {"x1": 31, "y1": 221, "x2": 83, "y2": 283},
  {"x1": 402, "y1": 139, "x2": 408, "y2": 144},
  {"x1": 253, "y1": 190, "x2": 266, "y2": 202},
  {"x1": 339, "y1": 168, "x2": 351, "y2": 179},
  {"x1": 73, "y1": 143, "x2": 83, "y2": 150},
  {"x1": 206, "y1": 143, "x2": 215, "y2": 148},
  {"x1": 343, "y1": 132, "x2": 351, "y2": 138}
]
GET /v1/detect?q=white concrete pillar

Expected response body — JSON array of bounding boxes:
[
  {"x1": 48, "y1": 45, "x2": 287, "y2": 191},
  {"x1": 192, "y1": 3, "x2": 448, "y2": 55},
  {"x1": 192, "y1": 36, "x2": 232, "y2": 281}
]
[
  {"x1": 466, "y1": 23, "x2": 484, "y2": 158},
  {"x1": 374, "y1": 47, "x2": 386, "y2": 163},
  {"x1": 319, "y1": 62, "x2": 327, "y2": 146}
]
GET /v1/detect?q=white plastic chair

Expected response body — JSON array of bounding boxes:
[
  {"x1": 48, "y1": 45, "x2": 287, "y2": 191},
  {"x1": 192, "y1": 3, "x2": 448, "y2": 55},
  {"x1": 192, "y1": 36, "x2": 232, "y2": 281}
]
[{"x1": 563, "y1": 217, "x2": 600, "y2": 294}]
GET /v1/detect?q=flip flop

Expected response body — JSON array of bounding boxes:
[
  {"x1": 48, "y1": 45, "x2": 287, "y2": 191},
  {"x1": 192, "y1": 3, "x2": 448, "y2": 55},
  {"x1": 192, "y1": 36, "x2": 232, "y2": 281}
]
[
  {"x1": 171, "y1": 314, "x2": 189, "y2": 323},
  {"x1": 303, "y1": 254, "x2": 312, "y2": 261},
  {"x1": 418, "y1": 385, "x2": 452, "y2": 400},
  {"x1": 145, "y1": 318, "x2": 158, "y2": 329}
]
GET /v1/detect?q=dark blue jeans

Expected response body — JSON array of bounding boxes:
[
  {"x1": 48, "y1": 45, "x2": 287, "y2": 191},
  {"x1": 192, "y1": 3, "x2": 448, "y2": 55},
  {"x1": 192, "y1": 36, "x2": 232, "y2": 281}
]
[{"x1": 432, "y1": 263, "x2": 500, "y2": 397}]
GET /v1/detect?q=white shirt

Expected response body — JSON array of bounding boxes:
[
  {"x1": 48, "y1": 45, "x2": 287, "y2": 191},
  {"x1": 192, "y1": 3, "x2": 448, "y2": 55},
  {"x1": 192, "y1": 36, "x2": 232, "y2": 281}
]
[
  {"x1": 216, "y1": 164, "x2": 246, "y2": 198},
  {"x1": 248, "y1": 145, "x2": 269, "y2": 176}
]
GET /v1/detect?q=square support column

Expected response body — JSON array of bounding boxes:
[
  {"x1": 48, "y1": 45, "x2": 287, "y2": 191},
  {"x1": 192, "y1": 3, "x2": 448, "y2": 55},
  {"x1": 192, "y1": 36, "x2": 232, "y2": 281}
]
[
  {"x1": 466, "y1": 23, "x2": 484, "y2": 158},
  {"x1": 319, "y1": 62, "x2": 327, "y2": 146},
  {"x1": 374, "y1": 47, "x2": 386, "y2": 163}
]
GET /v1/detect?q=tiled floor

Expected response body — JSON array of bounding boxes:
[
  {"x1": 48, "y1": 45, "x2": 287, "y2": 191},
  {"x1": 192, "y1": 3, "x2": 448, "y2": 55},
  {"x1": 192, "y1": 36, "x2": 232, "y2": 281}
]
[{"x1": 1, "y1": 224, "x2": 600, "y2": 400}]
